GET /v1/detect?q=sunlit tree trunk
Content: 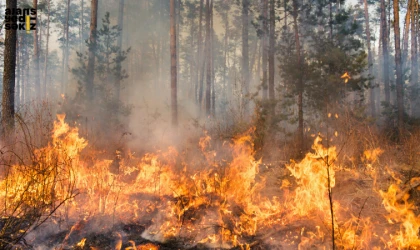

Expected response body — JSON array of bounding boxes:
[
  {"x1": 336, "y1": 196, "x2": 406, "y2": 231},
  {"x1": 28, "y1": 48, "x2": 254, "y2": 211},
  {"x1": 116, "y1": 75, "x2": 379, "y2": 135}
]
[
  {"x1": 170, "y1": 0, "x2": 178, "y2": 126},
  {"x1": 87, "y1": 0, "x2": 98, "y2": 101},
  {"x1": 33, "y1": 0, "x2": 40, "y2": 99},
  {"x1": 362, "y1": 0, "x2": 376, "y2": 117},
  {"x1": 2, "y1": 0, "x2": 17, "y2": 132},
  {"x1": 393, "y1": 0, "x2": 405, "y2": 136},
  {"x1": 381, "y1": 0, "x2": 390, "y2": 105}
]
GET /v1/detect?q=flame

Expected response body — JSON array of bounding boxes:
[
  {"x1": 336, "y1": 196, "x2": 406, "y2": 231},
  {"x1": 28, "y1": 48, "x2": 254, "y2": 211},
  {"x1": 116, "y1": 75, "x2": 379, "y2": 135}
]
[
  {"x1": 2, "y1": 115, "x2": 420, "y2": 249},
  {"x1": 341, "y1": 72, "x2": 351, "y2": 83}
]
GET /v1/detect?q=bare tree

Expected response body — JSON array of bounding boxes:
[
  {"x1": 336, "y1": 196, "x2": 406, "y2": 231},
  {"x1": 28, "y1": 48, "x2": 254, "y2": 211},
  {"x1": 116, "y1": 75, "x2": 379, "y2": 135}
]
[
  {"x1": 87, "y1": 0, "x2": 98, "y2": 100},
  {"x1": 170, "y1": 0, "x2": 178, "y2": 126},
  {"x1": 292, "y1": 0, "x2": 303, "y2": 154},
  {"x1": 242, "y1": 0, "x2": 250, "y2": 113},
  {"x1": 268, "y1": 0, "x2": 275, "y2": 101},
  {"x1": 381, "y1": 0, "x2": 390, "y2": 104},
  {"x1": 2, "y1": 0, "x2": 17, "y2": 132},
  {"x1": 32, "y1": 0, "x2": 40, "y2": 99},
  {"x1": 262, "y1": 0, "x2": 268, "y2": 99},
  {"x1": 393, "y1": 0, "x2": 405, "y2": 135},
  {"x1": 43, "y1": 0, "x2": 51, "y2": 98}
]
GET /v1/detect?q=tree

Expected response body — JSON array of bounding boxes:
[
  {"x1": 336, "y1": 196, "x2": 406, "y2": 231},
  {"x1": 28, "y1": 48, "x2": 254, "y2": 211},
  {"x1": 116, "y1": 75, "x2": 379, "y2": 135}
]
[
  {"x1": 170, "y1": 0, "x2": 178, "y2": 126},
  {"x1": 2, "y1": 0, "x2": 17, "y2": 132},
  {"x1": 393, "y1": 0, "x2": 404, "y2": 136},
  {"x1": 268, "y1": 0, "x2": 275, "y2": 101},
  {"x1": 410, "y1": 0, "x2": 419, "y2": 117},
  {"x1": 43, "y1": 0, "x2": 51, "y2": 98},
  {"x1": 292, "y1": 0, "x2": 303, "y2": 154},
  {"x1": 205, "y1": 0, "x2": 211, "y2": 116},
  {"x1": 262, "y1": 0, "x2": 268, "y2": 99},
  {"x1": 381, "y1": 0, "x2": 390, "y2": 105},
  {"x1": 33, "y1": 0, "x2": 40, "y2": 99},
  {"x1": 86, "y1": 0, "x2": 98, "y2": 101},
  {"x1": 362, "y1": 0, "x2": 375, "y2": 116},
  {"x1": 116, "y1": 0, "x2": 125, "y2": 103},
  {"x1": 242, "y1": 0, "x2": 249, "y2": 113}
]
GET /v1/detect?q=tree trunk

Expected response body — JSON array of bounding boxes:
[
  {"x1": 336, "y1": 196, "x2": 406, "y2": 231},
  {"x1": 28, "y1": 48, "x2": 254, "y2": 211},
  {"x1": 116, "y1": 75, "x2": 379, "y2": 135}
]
[
  {"x1": 223, "y1": 6, "x2": 229, "y2": 106},
  {"x1": 205, "y1": 0, "x2": 211, "y2": 116},
  {"x1": 293, "y1": 0, "x2": 304, "y2": 154},
  {"x1": 170, "y1": 0, "x2": 178, "y2": 126},
  {"x1": 411, "y1": 0, "x2": 419, "y2": 116},
  {"x1": 262, "y1": 0, "x2": 268, "y2": 99},
  {"x1": 210, "y1": 0, "x2": 215, "y2": 116},
  {"x1": 16, "y1": 34, "x2": 20, "y2": 107},
  {"x1": 81, "y1": 0, "x2": 84, "y2": 50},
  {"x1": 381, "y1": 0, "x2": 390, "y2": 105},
  {"x1": 33, "y1": 0, "x2": 40, "y2": 99},
  {"x1": 198, "y1": 0, "x2": 205, "y2": 107},
  {"x1": 189, "y1": 13, "x2": 195, "y2": 100},
  {"x1": 363, "y1": 0, "x2": 376, "y2": 117},
  {"x1": 44, "y1": 0, "x2": 51, "y2": 98},
  {"x1": 402, "y1": 0, "x2": 412, "y2": 66},
  {"x1": 393, "y1": 0, "x2": 405, "y2": 136},
  {"x1": 242, "y1": 0, "x2": 250, "y2": 113},
  {"x1": 2, "y1": 0, "x2": 17, "y2": 132},
  {"x1": 268, "y1": 0, "x2": 275, "y2": 101},
  {"x1": 87, "y1": 0, "x2": 98, "y2": 101},
  {"x1": 63, "y1": 0, "x2": 71, "y2": 94}
]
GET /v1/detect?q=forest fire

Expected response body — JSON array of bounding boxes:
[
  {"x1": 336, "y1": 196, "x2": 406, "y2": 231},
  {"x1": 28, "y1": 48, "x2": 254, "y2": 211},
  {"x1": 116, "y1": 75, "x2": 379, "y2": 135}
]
[
  {"x1": 2, "y1": 0, "x2": 420, "y2": 248},
  {"x1": 1, "y1": 115, "x2": 419, "y2": 249}
]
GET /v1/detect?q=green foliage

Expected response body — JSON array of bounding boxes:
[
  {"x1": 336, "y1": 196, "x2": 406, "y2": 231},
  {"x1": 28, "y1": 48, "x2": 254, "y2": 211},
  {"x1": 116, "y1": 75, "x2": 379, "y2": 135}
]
[
  {"x1": 278, "y1": 0, "x2": 369, "y2": 126},
  {"x1": 71, "y1": 12, "x2": 131, "y2": 135}
]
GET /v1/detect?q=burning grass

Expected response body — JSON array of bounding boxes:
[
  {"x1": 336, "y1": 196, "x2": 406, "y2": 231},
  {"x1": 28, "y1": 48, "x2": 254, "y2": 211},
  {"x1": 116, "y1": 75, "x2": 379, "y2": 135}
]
[{"x1": 1, "y1": 114, "x2": 420, "y2": 249}]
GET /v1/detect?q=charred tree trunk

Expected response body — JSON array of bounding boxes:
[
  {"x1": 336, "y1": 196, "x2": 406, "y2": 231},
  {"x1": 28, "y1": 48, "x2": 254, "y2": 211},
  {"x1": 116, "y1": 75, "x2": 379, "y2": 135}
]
[
  {"x1": 33, "y1": 0, "x2": 40, "y2": 99},
  {"x1": 242, "y1": 0, "x2": 250, "y2": 114},
  {"x1": 87, "y1": 0, "x2": 98, "y2": 101},
  {"x1": 381, "y1": 0, "x2": 391, "y2": 105},
  {"x1": 363, "y1": 0, "x2": 376, "y2": 117},
  {"x1": 2, "y1": 0, "x2": 17, "y2": 132},
  {"x1": 43, "y1": 0, "x2": 51, "y2": 98},
  {"x1": 292, "y1": 0, "x2": 304, "y2": 155},
  {"x1": 170, "y1": 0, "x2": 178, "y2": 126},
  {"x1": 393, "y1": 0, "x2": 405, "y2": 136},
  {"x1": 262, "y1": 0, "x2": 268, "y2": 99},
  {"x1": 268, "y1": 0, "x2": 275, "y2": 101}
]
